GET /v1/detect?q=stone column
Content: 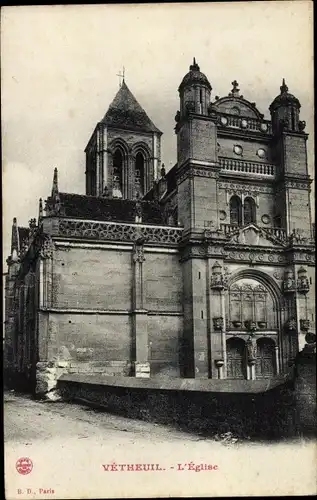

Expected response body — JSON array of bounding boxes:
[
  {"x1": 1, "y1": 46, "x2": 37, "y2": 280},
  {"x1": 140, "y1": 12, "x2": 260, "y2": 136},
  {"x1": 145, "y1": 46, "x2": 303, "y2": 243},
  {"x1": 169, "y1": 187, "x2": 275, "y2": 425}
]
[
  {"x1": 102, "y1": 126, "x2": 108, "y2": 189},
  {"x1": 107, "y1": 152, "x2": 113, "y2": 196},
  {"x1": 275, "y1": 345, "x2": 280, "y2": 374},
  {"x1": 36, "y1": 235, "x2": 61, "y2": 397},
  {"x1": 132, "y1": 241, "x2": 150, "y2": 378},
  {"x1": 127, "y1": 154, "x2": 134, "y2": 199},
  {"x1": 209, "y1": 259, "x2": 227, "y2": 379}
]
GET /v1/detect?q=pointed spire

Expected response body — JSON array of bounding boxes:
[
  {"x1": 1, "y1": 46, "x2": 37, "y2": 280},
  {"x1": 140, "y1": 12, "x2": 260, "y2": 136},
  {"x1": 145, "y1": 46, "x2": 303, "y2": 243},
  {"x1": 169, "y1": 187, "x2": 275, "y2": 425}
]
[
  {"x1": 10, "y1": 217, "x2": 19, "y2": 262},
  {"x1": 280, "y1": 78, "x2": 288, "y2": 93},
  {"x1": 52, "y1": 168, "x2": 59, "y2": 196},
  {"x1": 39, "y1": 198, "x2": 43, "y2": 220},
  {"x1": 102, "y1": 80, "x2": 161, "y2": 133}
]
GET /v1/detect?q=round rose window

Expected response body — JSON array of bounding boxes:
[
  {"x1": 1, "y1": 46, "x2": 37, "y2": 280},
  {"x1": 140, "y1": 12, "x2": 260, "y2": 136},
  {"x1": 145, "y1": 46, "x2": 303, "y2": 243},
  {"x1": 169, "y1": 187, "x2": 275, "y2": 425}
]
[
  {"x1": 257, "y1": 148, "x2": 266, "y2": 158},
  {"x1": 233, "y1": 144, "x2": 243, "y2": 156}
]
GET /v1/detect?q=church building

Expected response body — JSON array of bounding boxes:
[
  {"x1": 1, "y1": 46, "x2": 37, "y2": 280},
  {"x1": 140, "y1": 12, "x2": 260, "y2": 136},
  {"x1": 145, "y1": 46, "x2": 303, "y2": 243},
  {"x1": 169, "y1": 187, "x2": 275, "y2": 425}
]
[{"x1": 4, "y1": 59, "x2": 315, "y2": 396}]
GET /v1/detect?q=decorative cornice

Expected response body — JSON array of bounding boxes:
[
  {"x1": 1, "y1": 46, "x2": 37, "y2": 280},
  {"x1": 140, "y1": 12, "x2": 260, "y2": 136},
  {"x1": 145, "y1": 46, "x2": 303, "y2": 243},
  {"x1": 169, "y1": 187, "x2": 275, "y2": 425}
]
[
  {"x1": 177, "y1": 163, "x2": 219, "y2": 184},
  {"x1": 284, "y1": 179, "x2": 311, "y2": 190},
  {"x1": 58, "y1": 219, "x2": 183, "y2": 246},
  {"x1": 218, "y1": 181, "x2": 274, "y2": 195}
]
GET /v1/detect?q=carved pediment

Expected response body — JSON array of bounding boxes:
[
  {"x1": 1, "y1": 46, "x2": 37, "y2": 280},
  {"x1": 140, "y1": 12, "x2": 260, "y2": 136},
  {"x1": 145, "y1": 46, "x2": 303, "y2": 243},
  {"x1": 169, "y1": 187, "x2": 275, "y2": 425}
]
[{"x1": 226, "y1": 224, "x2": 285, "y2": 248}]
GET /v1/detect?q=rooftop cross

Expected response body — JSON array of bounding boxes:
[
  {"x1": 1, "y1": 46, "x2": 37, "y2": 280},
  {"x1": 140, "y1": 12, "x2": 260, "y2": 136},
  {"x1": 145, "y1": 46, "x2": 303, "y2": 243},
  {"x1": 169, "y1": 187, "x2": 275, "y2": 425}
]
[
  {"x1": 231, "y1": 80, "x2": 240, "y2": 95},
  {"x1": 116, "y1": 67, "x2": 125, "y2": 87}
]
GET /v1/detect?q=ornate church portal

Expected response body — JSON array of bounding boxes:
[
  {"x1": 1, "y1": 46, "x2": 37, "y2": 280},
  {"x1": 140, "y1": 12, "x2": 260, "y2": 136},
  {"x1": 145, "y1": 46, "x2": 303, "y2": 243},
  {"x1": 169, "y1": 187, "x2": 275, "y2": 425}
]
[{"x1": 225, "y1": 278, "x2": 279, "y2": 380}]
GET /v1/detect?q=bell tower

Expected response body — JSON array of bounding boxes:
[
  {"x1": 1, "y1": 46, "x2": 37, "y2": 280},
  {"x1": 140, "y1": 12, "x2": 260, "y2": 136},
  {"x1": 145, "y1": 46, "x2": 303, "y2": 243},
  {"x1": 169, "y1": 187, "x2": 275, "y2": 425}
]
[
  {"x1": 85, "y1": 79, "x2": 162, "y2": 200},
  {"x1": 175, "y1": 58, "x2": 218, "y2": 231},
  {"x1": 270, "y1": 79, "x2": 312, "y2": 237},
  {"x1": 175, "y1": 60, "x2": 219, "y2": 378}
]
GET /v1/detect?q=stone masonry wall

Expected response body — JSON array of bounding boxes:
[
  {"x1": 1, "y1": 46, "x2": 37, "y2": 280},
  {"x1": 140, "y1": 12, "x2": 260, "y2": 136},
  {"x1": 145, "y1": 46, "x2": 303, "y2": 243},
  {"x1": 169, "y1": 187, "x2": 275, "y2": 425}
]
[{"x1": 36, "y1": 243, "x2": 184, "y2": 394}]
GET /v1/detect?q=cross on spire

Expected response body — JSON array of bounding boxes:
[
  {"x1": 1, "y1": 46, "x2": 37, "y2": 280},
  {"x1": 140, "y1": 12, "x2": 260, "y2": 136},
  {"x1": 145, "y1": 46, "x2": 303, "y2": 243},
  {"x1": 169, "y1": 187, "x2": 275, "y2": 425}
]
[{"x1": 117, "y1": 67, "x2": 125, "y2": 87}]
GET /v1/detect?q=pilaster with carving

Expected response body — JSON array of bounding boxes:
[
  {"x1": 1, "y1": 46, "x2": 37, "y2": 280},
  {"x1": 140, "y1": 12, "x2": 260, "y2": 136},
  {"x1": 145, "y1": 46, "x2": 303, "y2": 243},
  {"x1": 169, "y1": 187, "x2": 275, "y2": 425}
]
[
  {"x1": 39, "y1": 235, "x2": 55, "y2": 309},
  {"x1": 131, "y1": 240, "x2": 149, "y2": 377},
  {"x1": 208, "y1": 259, "x2": 229, "y2": 378}
]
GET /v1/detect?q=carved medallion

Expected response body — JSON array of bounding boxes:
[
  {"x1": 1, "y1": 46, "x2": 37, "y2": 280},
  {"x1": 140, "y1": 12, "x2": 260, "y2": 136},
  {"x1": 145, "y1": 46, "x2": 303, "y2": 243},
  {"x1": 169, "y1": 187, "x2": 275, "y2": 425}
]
[
  {"x1": 219, "y1": 210, "x2": 227, "y2": 221},
  {"x1": 261, "y1": 214, "x2": 271, "y2": 225}
]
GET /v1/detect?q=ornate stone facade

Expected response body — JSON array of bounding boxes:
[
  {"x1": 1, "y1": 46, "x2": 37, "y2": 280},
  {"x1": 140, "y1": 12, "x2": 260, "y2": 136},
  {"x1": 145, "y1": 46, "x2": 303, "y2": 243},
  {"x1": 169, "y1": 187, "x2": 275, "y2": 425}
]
[{"x1": 4, "y1": 60, "x2": 315, "y2": 397}]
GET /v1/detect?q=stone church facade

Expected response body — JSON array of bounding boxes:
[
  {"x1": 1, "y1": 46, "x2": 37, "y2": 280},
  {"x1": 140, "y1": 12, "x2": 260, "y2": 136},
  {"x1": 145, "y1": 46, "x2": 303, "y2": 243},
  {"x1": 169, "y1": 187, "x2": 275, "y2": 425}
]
[{"x1": 4, "y1": 59, "x2": 315, "y2": 395}]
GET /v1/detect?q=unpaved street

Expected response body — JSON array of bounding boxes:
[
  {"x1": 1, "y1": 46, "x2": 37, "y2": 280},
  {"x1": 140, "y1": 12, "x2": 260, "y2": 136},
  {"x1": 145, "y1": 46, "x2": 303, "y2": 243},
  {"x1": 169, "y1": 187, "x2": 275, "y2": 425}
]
[{"x1": 4, "y1": 392, "x2": 316, "y2": 499}]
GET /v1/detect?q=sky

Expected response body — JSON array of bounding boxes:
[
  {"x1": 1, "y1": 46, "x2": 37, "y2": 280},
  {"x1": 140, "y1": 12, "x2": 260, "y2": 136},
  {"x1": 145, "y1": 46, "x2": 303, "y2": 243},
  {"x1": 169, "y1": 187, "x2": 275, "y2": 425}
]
[{"x1": 2, "y1": 2, "x2": 314, "y2": 265}]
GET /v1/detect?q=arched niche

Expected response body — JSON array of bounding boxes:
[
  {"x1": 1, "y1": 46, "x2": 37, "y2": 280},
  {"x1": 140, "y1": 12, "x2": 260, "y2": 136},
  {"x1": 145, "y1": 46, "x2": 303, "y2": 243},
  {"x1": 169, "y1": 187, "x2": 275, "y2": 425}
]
[{"x1": 227, "y1": 278, "x2": 277, "y2": 332}]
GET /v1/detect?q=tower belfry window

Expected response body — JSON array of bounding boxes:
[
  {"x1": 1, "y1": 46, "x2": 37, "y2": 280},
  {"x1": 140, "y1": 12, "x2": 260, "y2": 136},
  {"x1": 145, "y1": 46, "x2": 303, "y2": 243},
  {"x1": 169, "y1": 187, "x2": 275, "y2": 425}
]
[
  {"x1": 244, "y1": 197, "x2": 256, "y2": 225},
  {"x1": 135, "y1": 152, "x2": 145, "y2": 196},
  {"x1": 230, "y1": 196, "x2": 242, "y2": 226},
  {"x1": 113, "y1": 149, "x2": 123, "y2": 199}
]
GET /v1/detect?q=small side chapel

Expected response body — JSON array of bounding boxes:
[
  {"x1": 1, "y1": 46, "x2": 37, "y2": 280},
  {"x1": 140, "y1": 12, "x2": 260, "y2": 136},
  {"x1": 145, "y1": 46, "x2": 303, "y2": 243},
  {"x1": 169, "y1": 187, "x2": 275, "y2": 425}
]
[{"x1": 4, "y1": 59, "x2": 315, "y2": 395}]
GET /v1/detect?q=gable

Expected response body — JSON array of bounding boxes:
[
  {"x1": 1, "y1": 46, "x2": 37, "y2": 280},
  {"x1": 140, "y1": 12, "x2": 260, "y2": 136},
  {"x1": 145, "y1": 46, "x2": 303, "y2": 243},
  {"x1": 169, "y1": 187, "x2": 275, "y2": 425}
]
[
  {"x1": 212, "y1": 96, "x2": 264, "y2": 120},
  {"x1": 225, "y1": 224, "x2": 285, "y2": 248}
]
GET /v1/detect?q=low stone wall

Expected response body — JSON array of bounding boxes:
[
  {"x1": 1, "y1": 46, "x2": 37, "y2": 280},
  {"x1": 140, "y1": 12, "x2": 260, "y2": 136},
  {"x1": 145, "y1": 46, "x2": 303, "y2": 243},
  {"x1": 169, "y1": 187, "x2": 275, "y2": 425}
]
[
  {"x1": 57, "y1": 348, "x2": 316, "y2": 440},
  {"x1": 293, "y1": 348, "x2": 316, "y2": 436},
  {"x1": 57, "y1": 374, "x2": 301, "y2": 440}
]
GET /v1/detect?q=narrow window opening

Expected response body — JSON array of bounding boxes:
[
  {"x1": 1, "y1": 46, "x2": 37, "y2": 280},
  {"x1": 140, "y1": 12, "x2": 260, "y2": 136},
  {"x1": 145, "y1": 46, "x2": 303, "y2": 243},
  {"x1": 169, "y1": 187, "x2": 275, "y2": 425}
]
[
  {"x1": 113, "y1": 149, "x2": 123, "y2": 199},
  {"x1": 291, "y1": 109, "x2": 296, "y2": 130},
  {"x1": 201, "y1": 310, "x2": 204, "y2": 319},
  {"x1": 198, "y1": 272, "x2": 201, "y2": 279},
  {"x1": 135, "y1": 152, "x2": 145, "y2": 196},
  {"x1": 230, "y1": 196, "x2": 242, "y2": 226},
  {"x1": 244, "y1": 197, "x2": 256, "y2": 225},
  {"x1": 309, "y1": 277, "x2": 312, "y2": 285}
]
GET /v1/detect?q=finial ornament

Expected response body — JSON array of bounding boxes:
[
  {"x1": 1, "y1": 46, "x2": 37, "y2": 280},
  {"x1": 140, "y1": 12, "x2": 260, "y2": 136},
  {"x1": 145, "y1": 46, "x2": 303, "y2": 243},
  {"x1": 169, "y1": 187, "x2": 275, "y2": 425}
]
[
  {"x1": 52, "y1": 168, "x2": 59, "y2": 196},
  {"x1": 190, "y1": 57, "x2": 200, "y2": 71},
  {"x1": 280, "y1": 78, "x2": 288, "y2": 93},
  {"x1": 39, "y1": 198, "x2": 43, "y2": 219},
  {"x1": 231, "y1": 80, "x2": 240, "y2": 96}
]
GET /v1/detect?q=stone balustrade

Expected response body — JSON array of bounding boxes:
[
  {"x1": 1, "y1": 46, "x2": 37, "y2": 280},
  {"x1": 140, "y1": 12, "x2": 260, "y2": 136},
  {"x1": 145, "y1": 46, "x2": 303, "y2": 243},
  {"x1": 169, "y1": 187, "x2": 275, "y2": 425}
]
[{"x1": 219, "y1": 157, "x2": 275, "y2": 177}]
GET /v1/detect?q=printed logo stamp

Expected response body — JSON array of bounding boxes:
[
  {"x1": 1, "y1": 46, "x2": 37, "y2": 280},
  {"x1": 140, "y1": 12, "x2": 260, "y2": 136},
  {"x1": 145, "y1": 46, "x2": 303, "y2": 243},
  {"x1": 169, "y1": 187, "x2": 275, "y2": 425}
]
[{"x1": 16, "y1": 458, "x2": 33, "y2": 475}]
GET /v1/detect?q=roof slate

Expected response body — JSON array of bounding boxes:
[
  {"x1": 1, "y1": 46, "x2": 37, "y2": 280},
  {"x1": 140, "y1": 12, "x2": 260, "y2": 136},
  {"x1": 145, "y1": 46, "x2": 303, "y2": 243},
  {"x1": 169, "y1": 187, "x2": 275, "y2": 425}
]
[
  {"x1": 101, "y1": 81, "x2": 162, "y2": 134},
  {"x1": 48, "y1": 193, "x2": 165, "y2": 225}
]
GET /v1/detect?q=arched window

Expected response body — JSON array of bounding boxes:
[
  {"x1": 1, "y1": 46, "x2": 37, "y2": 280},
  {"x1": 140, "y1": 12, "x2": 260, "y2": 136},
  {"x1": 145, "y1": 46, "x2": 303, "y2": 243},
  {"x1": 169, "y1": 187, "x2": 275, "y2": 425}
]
[
  {"x1": 256, "y1": 338, "x2": 275, "y2": 379},
  {"x1": 243, "y1": 197, "x2": 256, "y2": 225},
  {"x1": 135, "y1": 152, "x2": 145, "y2": 196},
  {"x1": 227, "y1": 279, "x2": 275, "y2": 331},
  {"x1": 113, "y1": 149, "x2": 123, "y2": 198},
  {"x1": 230, "y1": 196, "x2": 242, "y2": 226},
  {"x1": 226, "y1": 338, "x2": 246, "y2": 379}
]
